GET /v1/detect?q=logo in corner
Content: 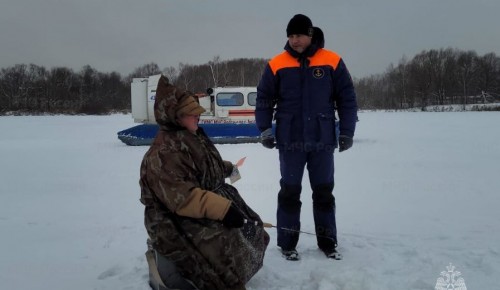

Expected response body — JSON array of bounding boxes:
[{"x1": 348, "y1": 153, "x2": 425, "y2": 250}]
[
  {"x1": 435, "y1": 263, "x2": 467, "y2": 290},
  {"x1": 312, "y1": 68, "x2": 324, "y2": 79}
]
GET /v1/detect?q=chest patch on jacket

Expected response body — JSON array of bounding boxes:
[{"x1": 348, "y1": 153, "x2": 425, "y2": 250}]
[{"x1": 313, "y1": 68, "x2": 325, "y2": 79}]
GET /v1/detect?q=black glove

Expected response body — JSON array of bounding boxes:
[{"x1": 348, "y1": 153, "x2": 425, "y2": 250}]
[
  {"x1": 338, "y1": 135, "x2": 353, "y2": 152},
  {"x1": 260, "y1": 128, "x2": 276, "y2": 149},
  {"x1": 222, "y1": 205, "x2": 245, "y2": 228}
]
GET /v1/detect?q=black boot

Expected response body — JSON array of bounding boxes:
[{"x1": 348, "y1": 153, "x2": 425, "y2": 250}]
[
  {"x1": 146, "y1": 243, "x2": 198, "y2": 290},
  {"x1": 281, "y1": 248, "x2": 300, "y2": 261}
]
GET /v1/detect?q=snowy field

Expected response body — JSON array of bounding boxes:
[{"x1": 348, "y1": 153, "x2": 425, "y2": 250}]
[{"x1": 1, "y1": 111, "x2": 499, "y2": 290}]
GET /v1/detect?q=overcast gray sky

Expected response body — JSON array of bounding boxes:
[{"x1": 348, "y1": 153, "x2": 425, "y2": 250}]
[{"x1": 1, "y1": 0, "x2": 499, "y2": 78}]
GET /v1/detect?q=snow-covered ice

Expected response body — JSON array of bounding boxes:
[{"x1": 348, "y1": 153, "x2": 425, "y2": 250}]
[{"x1": 1, "y1": 111, "x2": 499, "y2": 289}]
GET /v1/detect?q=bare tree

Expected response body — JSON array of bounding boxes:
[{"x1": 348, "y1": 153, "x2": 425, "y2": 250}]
[
  {"x1": 208, "y1": 55, "x2": 221, "y2": 87},
  {"x1": 456, "y1": 50, "x2": 478, "y2": 108},
  {"x1": 0, "y1": 65, "x2": 25, "y2": 110},
  {"x1": 27, "y1": 64, "x2": 48, "y2": 112},
  {"x1": 162, "y1": 66, "x2": 178, "y2": 84},
  {"x1": 177, "y1": 62, "x2": 195, "y2": 91},
  {"x1": 126, "y1": 62, "x2": 161, "y2": 83},
  {"x1": 476, "y1": 52, "x2": 499, "y2": 99},
  {"x1": 386, "y1": 56, "x2": 409, "y2": 109},
  {"x1": 47, "y1": 67, "x2": 76, "y2": 112}
]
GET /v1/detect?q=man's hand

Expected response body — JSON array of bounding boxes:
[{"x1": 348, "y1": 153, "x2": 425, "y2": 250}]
[
  {"x1": 338, "y1": 135, "x2": 353, "y2": 152},
  {"x1": 260, "y1": 128, "x2": 276, "y2": 149}
]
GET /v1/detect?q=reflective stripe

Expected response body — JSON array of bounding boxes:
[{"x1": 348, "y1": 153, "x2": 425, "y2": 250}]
[
  {"x1": 309, "y1": 49, "x2": 341, "y2": 69},
  {"x1": 269, "y1": 52, "x2": 299, "y2": 75}
]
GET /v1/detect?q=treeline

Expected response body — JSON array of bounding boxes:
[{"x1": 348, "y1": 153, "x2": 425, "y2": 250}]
[
  {"x1": 1, "y1": 49, "x2": 499, "y2": 114},
  {"x1": 356, "y1": 48, "x2": 500, "y2": 110},
  {"x1": 171, "y1": 56, "x2": 268, "y2": 92},
  {"x1": 0, "y1": 57, "x2": 268, "y2": 115},
  {"x1": 0, "y1": 64, "x2": 129, "y2": 114}
]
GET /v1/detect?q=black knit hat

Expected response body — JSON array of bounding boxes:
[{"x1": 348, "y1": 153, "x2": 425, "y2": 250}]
[{"x1": 286, "y1": 14, "x2": 313, "y2": 37}]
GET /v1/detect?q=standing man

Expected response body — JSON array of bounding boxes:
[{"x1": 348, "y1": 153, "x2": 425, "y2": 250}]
[{"x1": 255, "y1": 14, "x2": 358, "y2": 261}]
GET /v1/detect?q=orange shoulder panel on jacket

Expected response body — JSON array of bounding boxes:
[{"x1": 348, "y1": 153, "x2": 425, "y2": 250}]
[
  {"x1": 268, "y1": 51, "x2": 300, "y2": 75},
  {"x1": 309, "y1": 49, "x2": 342, "y2": 69}
]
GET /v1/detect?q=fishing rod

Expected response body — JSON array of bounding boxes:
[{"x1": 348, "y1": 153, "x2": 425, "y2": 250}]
[{"x1": 244, "y1": 220, "x2": 336, "y2": 241}]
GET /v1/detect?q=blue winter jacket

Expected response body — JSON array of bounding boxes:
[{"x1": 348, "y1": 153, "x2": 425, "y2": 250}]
[{"x1": 256, "y1": 32, "x2": 358, "y2": 151}]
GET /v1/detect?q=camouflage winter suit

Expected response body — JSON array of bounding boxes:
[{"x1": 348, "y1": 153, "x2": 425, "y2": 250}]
[{"x1": 140, "y1": 76, "x2": 269, "y2": 289}]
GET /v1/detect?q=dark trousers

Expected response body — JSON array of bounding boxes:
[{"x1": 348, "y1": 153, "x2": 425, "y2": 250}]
[{"x1": 277, "y1": 149, "x2": 337, "y2": 251}]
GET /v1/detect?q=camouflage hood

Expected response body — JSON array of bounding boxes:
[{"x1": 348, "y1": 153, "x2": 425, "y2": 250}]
[{"x1": 153, "y1": 75, "x2": 192, "y2": 131}]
